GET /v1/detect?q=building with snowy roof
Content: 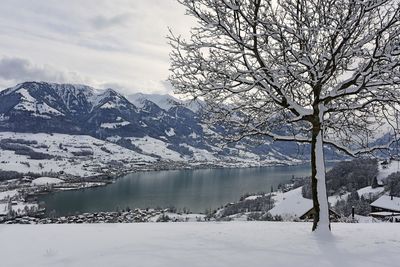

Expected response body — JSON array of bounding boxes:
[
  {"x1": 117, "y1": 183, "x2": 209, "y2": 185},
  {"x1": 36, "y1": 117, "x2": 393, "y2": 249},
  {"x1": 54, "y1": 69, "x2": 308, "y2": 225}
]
[{"x1": 370, "y1": 195, "x2": 400, "y2": 222}]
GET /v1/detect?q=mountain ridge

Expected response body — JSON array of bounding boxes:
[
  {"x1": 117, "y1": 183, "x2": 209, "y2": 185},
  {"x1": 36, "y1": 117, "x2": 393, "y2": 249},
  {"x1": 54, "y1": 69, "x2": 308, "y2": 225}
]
[{"x1": 0, "y1": 81, "x2": 335, "y2": 163}]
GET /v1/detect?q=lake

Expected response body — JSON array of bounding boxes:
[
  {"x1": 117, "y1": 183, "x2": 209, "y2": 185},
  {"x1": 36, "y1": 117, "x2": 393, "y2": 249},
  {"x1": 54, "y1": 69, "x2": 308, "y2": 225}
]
[{"x1": 39, "y1": 164, "x2": 314, "y2": 216}]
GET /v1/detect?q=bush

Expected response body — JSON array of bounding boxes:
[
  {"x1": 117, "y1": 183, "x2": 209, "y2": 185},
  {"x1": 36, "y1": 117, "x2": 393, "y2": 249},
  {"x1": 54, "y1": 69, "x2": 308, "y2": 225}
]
[
  {"x1": 0, "y1": 139, "x2": 37, "y2": 145},
  {"x1": 0, "y1": 170, "x2": 23, "y2": 181},
  {"x1": 0, "y1": 141, "x2": 53, "y2": 159},
  {"x1": 100, "y1": 147, "x2": 112, "y2": 154},
  {"x1": 247, "y1": 212, "x2": 282, "y2": 221},
  {"x1": 156, "y1": 214, "x2": 171, "y2": 222},
  {"x1": 71, "y1": 150, "x2": 94, "y2": 157}
]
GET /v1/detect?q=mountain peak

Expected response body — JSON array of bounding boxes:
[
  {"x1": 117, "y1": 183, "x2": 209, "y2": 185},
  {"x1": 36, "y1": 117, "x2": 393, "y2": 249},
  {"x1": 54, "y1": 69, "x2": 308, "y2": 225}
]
[{"x1": 127, "y1": 92, "x2": 180, "y2": 111}]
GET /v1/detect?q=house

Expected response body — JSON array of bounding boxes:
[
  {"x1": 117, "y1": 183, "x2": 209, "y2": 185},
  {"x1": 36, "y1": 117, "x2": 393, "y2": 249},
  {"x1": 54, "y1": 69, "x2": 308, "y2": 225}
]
[{"x1": 370, "y1": 195, "x2": 400, "y2": 222}]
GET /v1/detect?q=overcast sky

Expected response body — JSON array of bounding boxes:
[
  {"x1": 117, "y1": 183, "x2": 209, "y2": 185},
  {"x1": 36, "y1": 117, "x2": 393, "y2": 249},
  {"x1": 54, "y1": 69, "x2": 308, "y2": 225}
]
[{"x1": 0, "y1": 0, "x2": 195, "y2": 94}]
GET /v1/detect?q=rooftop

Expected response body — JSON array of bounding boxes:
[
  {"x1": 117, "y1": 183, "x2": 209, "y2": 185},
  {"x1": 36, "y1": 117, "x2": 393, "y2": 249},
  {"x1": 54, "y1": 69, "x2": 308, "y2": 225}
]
[{"x1": 370, "y1": 195, "x2": 400, "y2": 212}]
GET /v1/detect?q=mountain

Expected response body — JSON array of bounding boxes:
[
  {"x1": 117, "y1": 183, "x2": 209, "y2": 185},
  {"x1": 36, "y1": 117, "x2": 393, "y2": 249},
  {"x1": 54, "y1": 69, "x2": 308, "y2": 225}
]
[
  {"x1": 0, "y1": 81, "x2": 335, "y2": 164},
  {"x1": 127, "y1": 92, "x2": 203, "y2": 112}
]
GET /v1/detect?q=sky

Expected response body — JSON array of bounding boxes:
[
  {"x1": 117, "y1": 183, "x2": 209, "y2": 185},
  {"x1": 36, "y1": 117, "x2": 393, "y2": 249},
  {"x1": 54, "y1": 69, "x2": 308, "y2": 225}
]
[{"x1": 0, "y1": 0, "x2": 195, "y2": 94}]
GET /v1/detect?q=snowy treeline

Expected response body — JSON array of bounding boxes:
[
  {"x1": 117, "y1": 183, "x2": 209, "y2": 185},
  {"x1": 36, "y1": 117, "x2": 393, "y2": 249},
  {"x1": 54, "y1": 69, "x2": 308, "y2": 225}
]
[{"x1": 302, "y1": 159, "x2": 378, "y2": 198}]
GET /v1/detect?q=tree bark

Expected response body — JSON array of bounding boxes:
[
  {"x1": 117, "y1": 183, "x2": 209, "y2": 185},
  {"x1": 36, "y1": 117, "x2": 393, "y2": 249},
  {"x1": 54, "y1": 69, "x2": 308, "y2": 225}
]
[{"x1": 311, "y1": 124, "x2": 331, "y2": 232}]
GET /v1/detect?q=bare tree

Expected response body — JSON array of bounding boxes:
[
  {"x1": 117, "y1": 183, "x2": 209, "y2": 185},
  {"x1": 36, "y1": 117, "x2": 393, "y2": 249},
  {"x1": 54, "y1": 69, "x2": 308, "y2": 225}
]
[{"x1": 169, "y1": 0, "x2": 400, "y2": 232}]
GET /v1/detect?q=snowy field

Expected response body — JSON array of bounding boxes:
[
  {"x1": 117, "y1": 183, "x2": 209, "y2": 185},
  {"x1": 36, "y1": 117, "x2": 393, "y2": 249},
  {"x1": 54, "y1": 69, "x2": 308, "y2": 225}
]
[
  {"x1": 0, "y1": 222, "x2": 399, "y2": 267},
  {"x1": 0, "y1": 132, "x2": 155, "y2": 177}
]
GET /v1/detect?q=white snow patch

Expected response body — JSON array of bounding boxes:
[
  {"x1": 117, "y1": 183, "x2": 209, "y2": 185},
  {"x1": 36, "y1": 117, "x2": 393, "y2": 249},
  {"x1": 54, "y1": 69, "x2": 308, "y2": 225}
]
[
  {"x1": 165, "y1": 128, "x2": 175, "y2": 137},
  {"x1": 100, "y1": 101, "x2": 117, "y2": 109},
  {"x1": 100, "y1": 121, "x2": 130, "y2": 129},
  {"x1": 13, "y1": 89, "x2": 63, "y2": 117},
  {"x1": 31, "y1": 177, "x2": 64, "y2": 186},
  {"x1": 189, "y1": 132, "x2": 198, "y2": 139},
  {"x1": 245, "y1": 195, "x2": 262, "y2": 200}
]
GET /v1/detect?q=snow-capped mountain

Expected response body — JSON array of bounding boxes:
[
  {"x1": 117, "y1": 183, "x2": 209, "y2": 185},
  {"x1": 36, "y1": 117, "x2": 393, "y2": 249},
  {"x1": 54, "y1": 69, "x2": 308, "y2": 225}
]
[
  {"x1": 127, "y1": 92, "x2": 203, "y2": 112},
  {"x1": 0, "y1": 81, "x2": 328, "y2": 163},
  {"x1": 127, "y1": 93, "x2": 181, "y2": 111}
]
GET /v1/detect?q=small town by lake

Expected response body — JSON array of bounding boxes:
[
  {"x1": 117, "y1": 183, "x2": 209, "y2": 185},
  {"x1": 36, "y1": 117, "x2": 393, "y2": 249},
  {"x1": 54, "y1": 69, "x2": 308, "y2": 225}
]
[{"x1": 38, "y1": 164, "x2": 315, "y2": 216}]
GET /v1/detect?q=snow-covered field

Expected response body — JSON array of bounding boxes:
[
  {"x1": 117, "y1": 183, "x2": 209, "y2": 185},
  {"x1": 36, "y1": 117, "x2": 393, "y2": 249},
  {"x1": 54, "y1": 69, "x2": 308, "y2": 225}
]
[
  {"x1": 127, "y1": 136, "x2": 183, "y2": 161},
  {"x1": 0, "y1": 132, "x2": 156, "y2": 177},
  {"x1": 0, "y1": 222, "x2": 399, "y2": 267}
]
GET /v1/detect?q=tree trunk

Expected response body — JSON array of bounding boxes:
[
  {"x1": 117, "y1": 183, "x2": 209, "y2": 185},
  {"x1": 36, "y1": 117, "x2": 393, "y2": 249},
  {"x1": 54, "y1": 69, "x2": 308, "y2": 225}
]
[{"x1": 311, "y1": 125, "x2": 330, "y2": 232}]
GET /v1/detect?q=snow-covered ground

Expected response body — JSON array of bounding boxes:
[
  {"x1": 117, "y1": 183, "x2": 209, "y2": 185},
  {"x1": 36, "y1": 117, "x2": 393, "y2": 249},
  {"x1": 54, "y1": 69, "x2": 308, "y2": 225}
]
[
  {"x1": 269, "y1": 187, "x2": 312, "y2": 218},
  {"x1": 0, "y1": 189, "x2": 18, "y2": 200},
  {"x1": 128, "y1": 136, "x2": 183, "y2": 161},
  {"x1": 0, "y1": 132, "x2": 156, "y2": 177},
  {"x1": 251, "y1": 184, "x2": 386, "y2": 220},
  {"x1": 328, "y1": 186, "x2": 385, "y2": 206},
  {"x1": 31, "y1": 177, "x2": 64, "y2": 186},
  {"x1": 0, "y1": 189, "x2": 39, "y2": 216},
  {"x1": 0, "y1": 222, "x2": 399, "y2": 267}
]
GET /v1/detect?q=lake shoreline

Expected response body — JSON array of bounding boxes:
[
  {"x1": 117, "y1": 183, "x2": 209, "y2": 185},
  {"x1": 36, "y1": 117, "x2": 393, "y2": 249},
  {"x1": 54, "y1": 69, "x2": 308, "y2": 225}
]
[{"x1": 1, "y1": 160, "x2": 338, "y2": 223}]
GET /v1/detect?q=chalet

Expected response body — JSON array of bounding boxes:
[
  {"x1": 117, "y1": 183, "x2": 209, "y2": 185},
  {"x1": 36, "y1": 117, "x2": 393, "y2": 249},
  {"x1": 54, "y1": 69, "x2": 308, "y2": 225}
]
[{"x1": 370, "y1": 195, "x2": 400, "y2": 222}]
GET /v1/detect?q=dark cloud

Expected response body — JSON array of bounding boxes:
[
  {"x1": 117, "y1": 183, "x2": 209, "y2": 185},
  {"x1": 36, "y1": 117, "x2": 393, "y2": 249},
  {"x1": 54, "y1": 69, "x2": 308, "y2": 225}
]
[{"x1": 0, "y1": 56, "x2": 86, "y2": 85}]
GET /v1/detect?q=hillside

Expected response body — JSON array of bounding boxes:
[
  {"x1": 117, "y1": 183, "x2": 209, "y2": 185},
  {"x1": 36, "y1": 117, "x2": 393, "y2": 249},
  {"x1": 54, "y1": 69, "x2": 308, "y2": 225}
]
[
  {"x1": 0, "y1": 81, "x2": 310, "y2": 171},
  {"x1": 0, "y1": 82, "x2": 397, "y2": 178},
  {"x1": 0, "y1": 222, "x2": 399, "y2": 267}
]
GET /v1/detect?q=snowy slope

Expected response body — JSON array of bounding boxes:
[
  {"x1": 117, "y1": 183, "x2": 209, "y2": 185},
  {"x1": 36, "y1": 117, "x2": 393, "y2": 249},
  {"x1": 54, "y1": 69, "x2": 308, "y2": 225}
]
[
  {"x1": 0, "y1": 132, "x2": 156, "y2": 177},
  {"x1": 0, "y1": 222, "x2": 399, "y2": 267},
  {"x1": 328, "y1": 186, "x2": 385, "y2": 206},
  {"x1": 127, "y1": 93, "x2": 181, "y2": 111},
  {"x1": 269, "y1": 187, "x2": 312, "y2": 218},
  {"x1": 128, "y1": 136, "x2": 183, "y2": 161},
  {"x1": 0, "y1": 82, "x2": 344, "y2": 165},
  {"x1": 127, "y1": 92, "x2": 203, "y2": 112}
]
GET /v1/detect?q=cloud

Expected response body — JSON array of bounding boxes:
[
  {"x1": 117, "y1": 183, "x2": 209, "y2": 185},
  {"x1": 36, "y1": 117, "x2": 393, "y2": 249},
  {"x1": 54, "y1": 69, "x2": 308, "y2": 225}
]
[
  {"x1": 90, "y1": 13, "x2": 132, "y2": 30},
  {"x1": 0, "y1": 56, "x2": 90, "y2": 85},
  {"x1": 0, "y1": 0, "x2": 196, "y2": 94}
]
